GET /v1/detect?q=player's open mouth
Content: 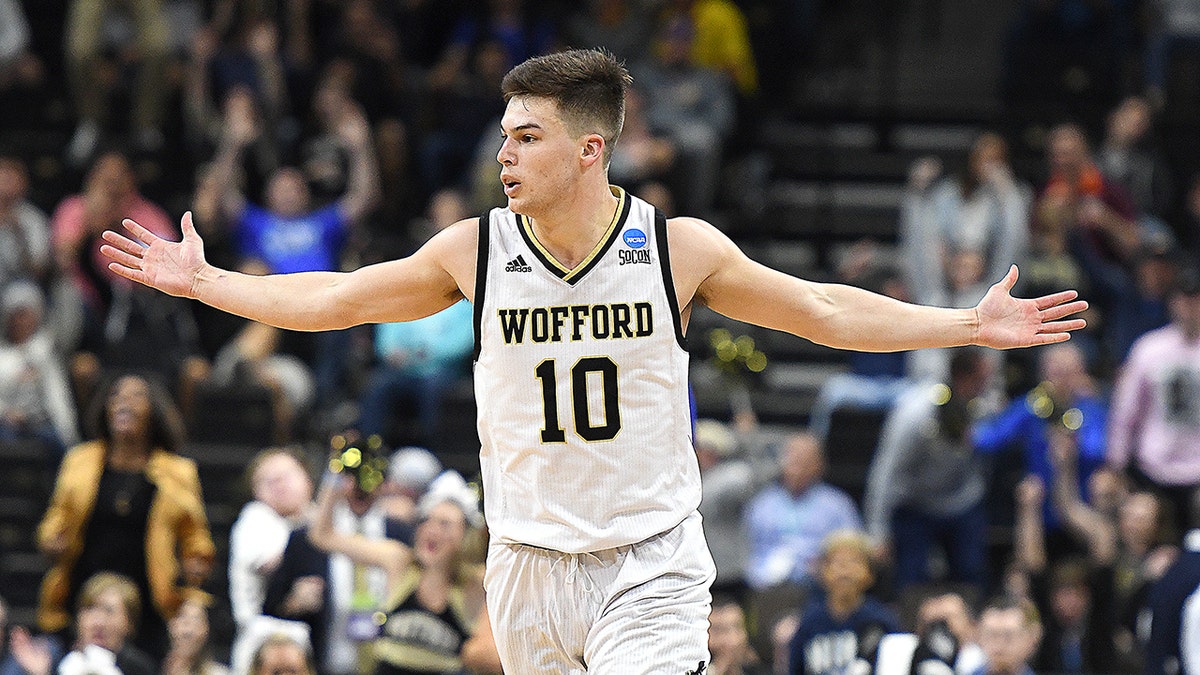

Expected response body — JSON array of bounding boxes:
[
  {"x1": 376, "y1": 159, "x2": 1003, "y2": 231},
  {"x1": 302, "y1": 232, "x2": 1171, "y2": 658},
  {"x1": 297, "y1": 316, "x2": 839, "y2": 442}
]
[{"x1": 502, "y1": 180, "x2": 521, "y2": 196}]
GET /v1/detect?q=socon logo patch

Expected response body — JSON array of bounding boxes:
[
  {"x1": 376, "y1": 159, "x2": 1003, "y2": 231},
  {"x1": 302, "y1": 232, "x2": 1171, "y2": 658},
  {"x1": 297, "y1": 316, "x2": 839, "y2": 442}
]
[{"x1": 623, "y1": 228, "x2": 647, "y2": 249}]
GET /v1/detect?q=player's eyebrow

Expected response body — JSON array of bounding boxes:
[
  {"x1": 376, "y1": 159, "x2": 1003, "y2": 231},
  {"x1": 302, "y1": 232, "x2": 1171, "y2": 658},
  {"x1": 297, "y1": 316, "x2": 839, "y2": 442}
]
[{"x1": 502, "y1": 123, "x2": 543, "y2": 135}]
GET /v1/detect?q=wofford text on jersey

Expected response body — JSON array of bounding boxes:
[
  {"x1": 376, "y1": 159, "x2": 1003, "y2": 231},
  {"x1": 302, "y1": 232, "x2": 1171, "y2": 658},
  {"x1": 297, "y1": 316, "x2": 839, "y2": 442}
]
[{"x1": 497, "y1": 302, "x2": 654, "y2": 344}]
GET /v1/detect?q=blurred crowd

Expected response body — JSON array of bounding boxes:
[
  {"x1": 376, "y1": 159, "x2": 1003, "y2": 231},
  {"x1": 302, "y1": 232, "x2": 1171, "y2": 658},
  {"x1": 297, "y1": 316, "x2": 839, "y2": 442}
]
[{"x1": 0, "y1": 0, "x2": 1198, "y2": 674}]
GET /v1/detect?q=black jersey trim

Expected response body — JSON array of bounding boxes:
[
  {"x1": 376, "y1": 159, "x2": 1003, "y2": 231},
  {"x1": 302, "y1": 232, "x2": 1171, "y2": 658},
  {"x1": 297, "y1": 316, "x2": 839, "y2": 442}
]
[
  {"x1": 655, "y1": 209, "x2": 688, "y2": 351},
  {"x1": 516, "y1": 187, "x2": 631, "y2": 286},
  {"x1": 472, "y1": 212, "x2": 490, "y2": 361}
]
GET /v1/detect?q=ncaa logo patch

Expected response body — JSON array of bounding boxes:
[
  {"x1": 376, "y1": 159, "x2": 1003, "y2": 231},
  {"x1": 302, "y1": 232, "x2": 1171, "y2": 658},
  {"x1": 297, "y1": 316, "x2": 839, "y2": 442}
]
[{"x1": 623, "y1": 228, "x2": 647, "y2": 249}]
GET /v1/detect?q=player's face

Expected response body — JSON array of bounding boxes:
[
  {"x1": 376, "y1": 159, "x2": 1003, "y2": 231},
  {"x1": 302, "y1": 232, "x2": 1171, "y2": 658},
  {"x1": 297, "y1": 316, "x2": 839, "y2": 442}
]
[{"x1": 497, "y1": 96, "x2": 587, "y2": 217}]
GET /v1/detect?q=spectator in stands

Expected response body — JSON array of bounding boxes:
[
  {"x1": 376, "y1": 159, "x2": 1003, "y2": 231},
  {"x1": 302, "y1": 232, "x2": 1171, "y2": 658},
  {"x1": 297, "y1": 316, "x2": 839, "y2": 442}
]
[
  {"x1": 1032, "y1": 123, "x2": 1140, "y2": 267},
  {"x1": 901, "y1": 133, "x2": 1031, "y2": 311},
  {"x1": 1048, "y1": 428, "x2": 1177, "y2": 672},
  {"x1": 0, "y1": 157, "x2": 52, "y2": 287},
  {"x1": 875, "y1": 589, "x2": 986, "y2": 674},
  {"x1": 308, "y1": 469, "x2": 501, "y2": 675},
  {"x1": 63, "y1": 0, "x2": 170, "y2": 165},
  {"x1": 1097, "y1": 96, "x2": 1173, "y2": 221},
  {"x1": 694, "y1": 419, "x2": 760, "y2": 593},
  {"x1": 665, "y1": 0, "x2": 759, "y2": 97},
  {"x1": 633, "y1": 14, "x2": 736, "y2": 216},
  {"x1": 1107, "y1": 263, "x2": 1200, "y2": 531},
  {"x1": 262, "y1": 449, "x2": 418, "y2": 675},
  {"x1": 973, "y1": 343, "x2": 1107, "y2": 535},
  {"x1": 428, "y1": 0, "x2": 555, "y2": 96},
  {"x1": 708, "y1": 595, "x2": 768, "y2": 675},
  {"x1": 974, "y1": 595, "x2": 1041, "y2": 675},
  {"x1": 161, "y1": 599, "x2": 229, "y2": 675},
  {"x1": 12, "y1": 572, "x2": 156, "y2": 675},
  {"x1": 0, "y1": 594, "x2": 16, "y2": 675},
  {"x1": 563, "y1": 0, "x2": 657, "y2": 65},
  {"x1": 207, "y1": 91, "x2": 380, "y2": 408},
  {"x1": 606, "y1": 88, "x2": 677, "y2": 216},
  {"x1": 863, "y1": 348, "x2": 998, "y2": 593},
  {"x1": 1143, "y1": 0, "x2": 1200, "y2": 108},
  {"x1": 807, "y1": 250, "x2": 945, "y2": 439},
  {"x1": 229, "y1": 448, "x2": 315, "y2": 674},
  {"x1": 1183, "y1": 175, "x2": 1200, "y2": 258},
  {"x1": 916, "y1": 591, "x2": 986, "y2": 675},
  {"x1": 0, "y1": 0, "x2": 42, "y2": 97},
  {"x1": 35, "y1": 374, "x2": 214, "y2": 661},
  {"x1": 1068, "y1": 223, "x2": 1176, "y2": 367},
  {"x1": 744, "y1": 431, "x2": 862, "y2": 593},
  {"x1": 786, "y1": 530, "x2": 900, "y2": 675},
  {"x1": 1012, "y1": 474, "x2": 1119, "y2": 674},
  {"x1": 248, "y1": 634, "x2": 315, "y2": 675},
  {"x1": 356, "y1": 299, "x2": 473, "y2": 448},
  {"x1": 1145, "y1": 490, "x2": 1200, "y2": 675},
  {"x1": 0, "y1": 281, "x2": 79, "y2": 460},
  {"x1": 375, "y1": 445, "x2": 442, "y2": 528}
]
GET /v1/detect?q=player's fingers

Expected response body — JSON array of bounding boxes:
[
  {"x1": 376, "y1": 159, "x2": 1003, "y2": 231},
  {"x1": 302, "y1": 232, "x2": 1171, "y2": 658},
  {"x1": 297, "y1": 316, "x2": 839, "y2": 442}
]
[
  {"x1": 1031, "y1": 331, "x2": 1073, "y2": 345},
  {"x1": 107, "y1": 262, "x2": 147, "y2": 285},
  {"x1": 99, "y1": 244, "x2": 143, "y2": 270},
  {"x1": 1038, "y1": 319, "x2": 1087, "y2": 334},
  {"x1": 122, "y1": 218, "x2": 159, "y2": 245},
  {"x1": 181, "y1": 210, "x2": 200, "y2": 241},
  {"x1": 1040, "y1": 300, "x2": 1089, "y2": 321},
  {"x1": 1032, "y1": 289, "x2": 1079, "y2": 310},
  {"x1": 100, "y1": 230, "x2": 145, "y2": 256},
  {"x1": 1000, "y1": 264, "x2": 1019, "y2": 291}
]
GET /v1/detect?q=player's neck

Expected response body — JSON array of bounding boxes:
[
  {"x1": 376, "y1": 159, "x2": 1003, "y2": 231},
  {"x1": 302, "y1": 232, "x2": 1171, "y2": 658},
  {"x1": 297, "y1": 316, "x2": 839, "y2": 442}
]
[{"x1": 526, "y1": 180, "x2": 620, "y2": 270}]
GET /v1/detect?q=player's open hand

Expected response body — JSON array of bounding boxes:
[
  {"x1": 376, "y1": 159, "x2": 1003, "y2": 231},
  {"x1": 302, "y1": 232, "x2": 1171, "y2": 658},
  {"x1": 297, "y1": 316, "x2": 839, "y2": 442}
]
[
  {"x1": 974, "y1": 265, "x2": 1087, "y2": 349},
  {"x1": 100, "y1": 211, "x2": 208, "y2": 299}
]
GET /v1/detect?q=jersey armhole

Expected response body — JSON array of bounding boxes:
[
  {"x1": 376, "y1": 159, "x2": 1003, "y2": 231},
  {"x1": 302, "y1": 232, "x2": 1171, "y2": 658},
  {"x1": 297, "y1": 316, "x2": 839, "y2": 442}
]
[
  {"x1": 655, "y1": 210, "x2": 688, "y2": 351},
  {"x1": 472, "y1": 213, "x2": 490, "y2": 362}
]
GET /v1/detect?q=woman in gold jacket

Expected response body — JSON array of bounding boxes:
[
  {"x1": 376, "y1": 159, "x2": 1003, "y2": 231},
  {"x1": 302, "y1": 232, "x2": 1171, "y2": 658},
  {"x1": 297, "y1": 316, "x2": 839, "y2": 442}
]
[{"x1": 36, "y1": 373, "x2": 215, "y2": 660}]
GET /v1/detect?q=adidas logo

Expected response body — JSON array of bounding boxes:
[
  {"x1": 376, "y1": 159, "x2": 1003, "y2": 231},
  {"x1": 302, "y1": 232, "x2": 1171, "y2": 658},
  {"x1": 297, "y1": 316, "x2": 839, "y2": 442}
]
[{"x1": 505, "y1": 255, "x2": 532, "y2": 272}]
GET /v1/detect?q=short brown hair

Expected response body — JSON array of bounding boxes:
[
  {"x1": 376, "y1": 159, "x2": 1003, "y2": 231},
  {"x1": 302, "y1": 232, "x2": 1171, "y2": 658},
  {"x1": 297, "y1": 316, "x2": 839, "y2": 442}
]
[{"x1": 501, "y1": 48, "x2": 632, "y2": 163}]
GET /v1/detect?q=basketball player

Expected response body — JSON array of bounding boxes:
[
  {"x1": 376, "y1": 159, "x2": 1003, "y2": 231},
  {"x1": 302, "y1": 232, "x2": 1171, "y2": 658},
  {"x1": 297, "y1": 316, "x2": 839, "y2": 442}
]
[{"x1": 101, "y1": 49, "x2": 1086, "y2": 674}]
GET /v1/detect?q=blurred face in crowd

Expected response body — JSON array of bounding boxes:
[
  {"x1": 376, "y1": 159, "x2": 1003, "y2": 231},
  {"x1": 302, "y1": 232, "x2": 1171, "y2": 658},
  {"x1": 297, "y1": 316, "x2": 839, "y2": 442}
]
[
  {"x1": 969, "y1": 133, "x2": 1008, "y2": 179},
  {"x1": 1119, "y1": 491, "x2": 1162, "y2": 550},
  {"x1": 266, "y1": 168, "x2": 312, "y2": 218},
  {"x1": 253, "y1": 641, "x2": 312, "y2": 675},
  {"x1": 978, "y1": 607, "x2": 1037, "y2": 674},
  {"x1": 253, "y1": 452, "x2": 313, "y2": 519},
  {"x1": 708, "y1": 603, "x2": 752, "y2": 662},
  {"x1": 77, "y1": 587, "x2": 134, "y2": 652},
  {"x1": 413, "y1": 500, "x2": 467, "y2": 569},
  {"x1": 86, "y1": 153, "x2": 136, "y2": 204},
  {"x1": 0, "y1": 159, "x2": 28, "y2": 206},
  {"x1": 918, "y1": 593, "x2": 976, "y2": 645},
  {"x1": 1047, "y1": 126, "x2": 1089, "y2": 179},
  {"x1": 107, "y1": 376, "x2": 152, "y2": 442},
  {"x1": 5, "y1": 304, "x2": 41, "y2": 344},
  {"x1": 168, "y1": 600, "x2": 209, "y2": 652},
  {"x1": 1039, "y1": 344, "x2": 1089, "y2": 398},
  {"x1": 1171, "y1": 288, "x2": 1200, "y2": 340},
  {"x1": 780, "y1": 433, "x2": 823, "y2": 495},
  {"x1": 1050, "y1": 581, "x2": 1089, "y2": 628},
  {"x1": 819, "y1": 543, "x2": 873, "y2": 602}
]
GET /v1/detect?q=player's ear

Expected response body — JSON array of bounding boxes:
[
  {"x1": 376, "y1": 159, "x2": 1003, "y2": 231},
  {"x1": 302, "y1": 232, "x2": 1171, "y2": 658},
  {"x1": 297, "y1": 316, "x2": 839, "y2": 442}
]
[{"x1": 581, "y1": 134, "x2": 605, "y2": 167}]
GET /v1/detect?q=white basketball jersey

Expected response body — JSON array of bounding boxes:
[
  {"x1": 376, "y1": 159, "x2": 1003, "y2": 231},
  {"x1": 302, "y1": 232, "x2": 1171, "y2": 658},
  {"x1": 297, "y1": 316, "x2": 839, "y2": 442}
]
[{"x1": 473, "y1": 187, "x2": 700, "y2": 553}]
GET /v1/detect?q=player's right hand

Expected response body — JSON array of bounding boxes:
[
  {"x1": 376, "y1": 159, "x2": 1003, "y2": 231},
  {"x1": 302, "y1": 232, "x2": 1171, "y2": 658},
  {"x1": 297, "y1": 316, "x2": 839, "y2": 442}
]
[{"x1": 101, "y1": 210, "x2": 209, "y2": 299}]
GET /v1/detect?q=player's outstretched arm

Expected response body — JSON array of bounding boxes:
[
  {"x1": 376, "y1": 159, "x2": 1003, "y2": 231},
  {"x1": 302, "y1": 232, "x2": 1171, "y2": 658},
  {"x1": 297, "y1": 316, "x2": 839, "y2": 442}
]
[
  {"x1": 679, "y1": 218, "x2": 1086, "y2": 351},
  {"x1": 101, "y1": 211, "x2": 473, "y2": 330}
]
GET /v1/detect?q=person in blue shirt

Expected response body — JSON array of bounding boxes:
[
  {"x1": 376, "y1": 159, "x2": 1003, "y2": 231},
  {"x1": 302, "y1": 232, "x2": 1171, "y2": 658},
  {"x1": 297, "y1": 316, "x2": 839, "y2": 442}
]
[
  {"x1": 973, "y1": 342, "x2": 1107, "y2": 533},
  {"x1": 208, "y1": 95, "x2": 381, "y2": 407},
  {"x1": 356, "y1": 299, "x2": 474, "y2": 446},
  {"x1": 787, "y1": 530, "x2": 899, "y2": 675}
]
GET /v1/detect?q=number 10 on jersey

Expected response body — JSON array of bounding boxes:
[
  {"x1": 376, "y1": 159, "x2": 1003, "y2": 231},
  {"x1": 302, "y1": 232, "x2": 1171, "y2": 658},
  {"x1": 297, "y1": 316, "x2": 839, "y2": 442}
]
[{"x1": 535, "y1": 357, "x2": 621, "y2": 443}]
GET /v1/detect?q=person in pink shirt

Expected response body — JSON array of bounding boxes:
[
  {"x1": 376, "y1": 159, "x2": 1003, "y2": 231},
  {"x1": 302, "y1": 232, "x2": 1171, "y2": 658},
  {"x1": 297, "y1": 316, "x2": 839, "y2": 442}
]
[
  {"x1": 1108, "y1": 263, "x2": 1200, "y2": 530},
  {"x1": 51, "y1": 151, "x2": 176, "y2": 315}
]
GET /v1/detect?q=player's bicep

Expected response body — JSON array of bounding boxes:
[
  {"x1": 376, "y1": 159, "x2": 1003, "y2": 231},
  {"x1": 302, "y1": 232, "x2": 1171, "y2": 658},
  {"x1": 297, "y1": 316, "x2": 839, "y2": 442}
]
[
  {"x1": 694, "y1": 236, "x2": 829, "y2": 336},
  {"x1": 336, "y1": 218, "x2": 477, "y2": 324}
]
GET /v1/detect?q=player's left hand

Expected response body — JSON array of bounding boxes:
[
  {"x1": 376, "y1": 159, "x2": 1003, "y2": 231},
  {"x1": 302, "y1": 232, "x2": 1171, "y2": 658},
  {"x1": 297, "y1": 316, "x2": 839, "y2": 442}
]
[{"x1": 974, "y1": 265, "x2": 1087, "y2": 349}]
